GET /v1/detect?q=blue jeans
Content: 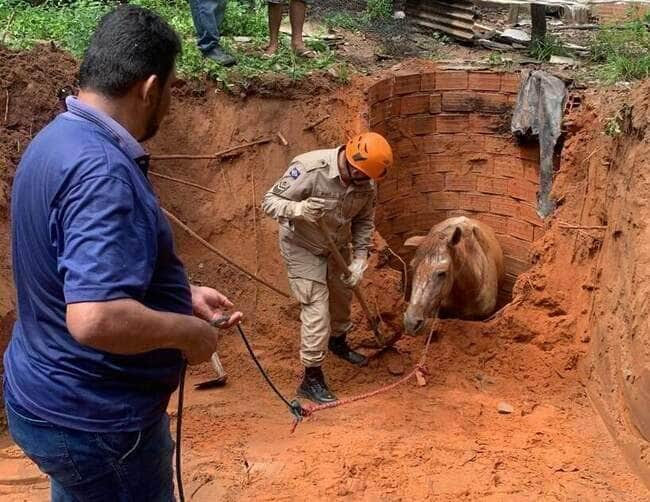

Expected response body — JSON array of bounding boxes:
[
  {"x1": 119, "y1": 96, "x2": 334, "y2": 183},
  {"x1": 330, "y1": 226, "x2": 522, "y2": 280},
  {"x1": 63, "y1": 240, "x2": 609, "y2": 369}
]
[
  {"x1": 188, "y1": 0, "x2": 227, "y2": 54},
  {"x1": 5, "y1": 400, "x2": 175, "y2": 501}
]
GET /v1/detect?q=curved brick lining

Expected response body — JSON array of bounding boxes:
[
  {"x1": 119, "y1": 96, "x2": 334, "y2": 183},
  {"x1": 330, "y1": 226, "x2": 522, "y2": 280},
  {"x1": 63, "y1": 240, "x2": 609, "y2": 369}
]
[{"x1": 366, "y1": 69, "x2": 544, "y2": 302}]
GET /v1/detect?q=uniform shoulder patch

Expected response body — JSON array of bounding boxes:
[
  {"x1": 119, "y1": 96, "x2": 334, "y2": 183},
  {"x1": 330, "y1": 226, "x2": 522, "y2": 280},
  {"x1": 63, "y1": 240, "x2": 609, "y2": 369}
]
[
  {"x1": 272, "y1": 180, "x2": 291, "y2": 195},
  {"x1": 289, "y1": 167, "x2": 301, "y2": 179}
]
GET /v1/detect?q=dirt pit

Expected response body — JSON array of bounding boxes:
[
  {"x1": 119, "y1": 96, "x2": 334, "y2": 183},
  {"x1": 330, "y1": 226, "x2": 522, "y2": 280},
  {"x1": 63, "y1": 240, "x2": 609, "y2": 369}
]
[{"x1": 0, "y1": 48, "x2": 648, "y2": 500}]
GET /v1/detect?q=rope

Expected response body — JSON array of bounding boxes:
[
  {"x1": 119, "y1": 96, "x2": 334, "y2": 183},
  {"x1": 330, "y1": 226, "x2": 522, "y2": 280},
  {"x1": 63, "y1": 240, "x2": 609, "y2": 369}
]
[
  {"x1": 236, "y1": 325, "x2": 305, "y2": 420},
  {"x1": 230, "y1": 322, "x2": 437, "y2": 433},
  {"x1": 176, "y1": 360, "x2": 187, "y2": 502},
  {"x1": 291, "y1": 323, "x2": 438, "y2": 432},
  {"x1": 162, "y1": 207, "x2": 291, "y2": 299}
]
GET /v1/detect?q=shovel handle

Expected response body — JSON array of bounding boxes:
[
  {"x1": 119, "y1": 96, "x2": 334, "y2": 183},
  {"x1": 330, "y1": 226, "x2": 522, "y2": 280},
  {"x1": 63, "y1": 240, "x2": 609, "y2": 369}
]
[{"x1": 318, "y1": 221, "x2": 384, "y2": 344}]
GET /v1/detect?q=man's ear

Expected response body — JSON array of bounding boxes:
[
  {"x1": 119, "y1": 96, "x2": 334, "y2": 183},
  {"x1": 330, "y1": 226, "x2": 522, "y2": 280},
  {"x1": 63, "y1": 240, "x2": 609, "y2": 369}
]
[{"x1": 141, "y1": 75, "x2": 159, "y2": 106}]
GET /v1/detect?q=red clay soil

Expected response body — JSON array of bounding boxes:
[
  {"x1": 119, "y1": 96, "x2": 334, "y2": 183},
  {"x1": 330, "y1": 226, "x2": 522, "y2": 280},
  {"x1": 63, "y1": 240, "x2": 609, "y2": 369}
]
[{"x1": 0, "y1": 47, "x2": 648, "y2": 500}]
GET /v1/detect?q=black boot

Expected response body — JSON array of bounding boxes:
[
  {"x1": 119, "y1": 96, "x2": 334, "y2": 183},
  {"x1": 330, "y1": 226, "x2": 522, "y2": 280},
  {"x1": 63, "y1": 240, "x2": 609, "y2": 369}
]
[
  {"x1": 329, "y1": 334, "x2": 368, "y2": 366},
  {"x1": 297, "y1": 367, "x2": 337, "y2": 404},
  {"x1": 204, "y1": 47, "x2": 236, "y2": 67}
]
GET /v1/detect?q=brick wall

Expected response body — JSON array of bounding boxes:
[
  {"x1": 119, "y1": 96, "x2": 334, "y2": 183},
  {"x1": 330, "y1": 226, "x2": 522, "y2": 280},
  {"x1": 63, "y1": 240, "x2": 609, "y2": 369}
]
[
  {"x1": 593, "y1": 4, "x2": 650, "y2": 23},
  {"x1": 366, "y1": 70, "x2": 544, "y2": 301}
]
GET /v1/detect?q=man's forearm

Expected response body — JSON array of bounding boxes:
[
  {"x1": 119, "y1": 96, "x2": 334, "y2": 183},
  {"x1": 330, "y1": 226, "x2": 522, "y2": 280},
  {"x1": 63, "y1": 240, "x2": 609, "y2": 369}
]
[
  {"x1": 261, "y1": 192, "x2": 297, "y2": 219},
  {"x1": 66, "y1": 298, "x2": 200, "y2": 355}
]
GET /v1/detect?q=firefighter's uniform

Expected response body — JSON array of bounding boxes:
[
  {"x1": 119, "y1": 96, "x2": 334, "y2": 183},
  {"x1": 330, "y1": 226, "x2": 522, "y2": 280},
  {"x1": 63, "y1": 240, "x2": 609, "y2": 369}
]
[{"x1": 261, "y1": 147, "x2": 375, "y2": 367}]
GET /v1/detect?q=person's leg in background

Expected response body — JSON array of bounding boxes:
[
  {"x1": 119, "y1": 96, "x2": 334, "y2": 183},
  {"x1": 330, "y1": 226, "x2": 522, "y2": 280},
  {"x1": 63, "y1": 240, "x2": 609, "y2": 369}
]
[
  {"x1": 289, "y1": 0, "x2": 312, "y2": 57},
  {"x1": 188, "y1": 0, "x2": 236, "y2": 66},
  {"x1": 5, "y1": 400, "x2": 175, "y2": 502},
  {"x1": 266, "y1": 0, "x2": 283, "y2": 55}
]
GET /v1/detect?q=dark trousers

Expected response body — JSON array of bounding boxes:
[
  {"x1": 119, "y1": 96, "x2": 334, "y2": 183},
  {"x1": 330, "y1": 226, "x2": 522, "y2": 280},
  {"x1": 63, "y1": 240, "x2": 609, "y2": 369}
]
[
  {"x1": 188, "y1": 0, "x2": 227, "y2": 54},
  {"x1": 6, "y1": 400, "x2": 175, "y2": 501}
]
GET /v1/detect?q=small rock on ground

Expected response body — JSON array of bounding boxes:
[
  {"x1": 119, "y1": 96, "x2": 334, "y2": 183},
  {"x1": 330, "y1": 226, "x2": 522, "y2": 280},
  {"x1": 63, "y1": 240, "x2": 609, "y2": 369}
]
[{"x1": 497, "y1": 402, "x2": 514, "y2": 414}]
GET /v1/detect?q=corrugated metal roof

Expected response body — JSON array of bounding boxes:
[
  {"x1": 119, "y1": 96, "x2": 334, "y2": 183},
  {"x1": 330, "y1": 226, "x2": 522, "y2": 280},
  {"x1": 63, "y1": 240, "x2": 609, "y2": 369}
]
[{"x1": 406, "y1": 0, "x2": 476, "y2": 42}]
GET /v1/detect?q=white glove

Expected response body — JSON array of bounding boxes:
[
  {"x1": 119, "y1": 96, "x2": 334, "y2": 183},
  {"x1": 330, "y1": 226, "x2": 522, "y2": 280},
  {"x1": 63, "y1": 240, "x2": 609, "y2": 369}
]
[
  {"x1": 342, "y1": 256, "x2": 368, "y2": 288},
  {"x1": 293, "y1": 197, "x2": 327, "y2": 223}
]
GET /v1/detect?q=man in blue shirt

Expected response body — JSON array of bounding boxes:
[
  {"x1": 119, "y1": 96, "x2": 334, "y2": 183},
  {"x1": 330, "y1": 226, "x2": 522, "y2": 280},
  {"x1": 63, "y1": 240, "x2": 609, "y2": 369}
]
[{"x1": 3, "y1": 6, "x2": 242, "y2": 500}]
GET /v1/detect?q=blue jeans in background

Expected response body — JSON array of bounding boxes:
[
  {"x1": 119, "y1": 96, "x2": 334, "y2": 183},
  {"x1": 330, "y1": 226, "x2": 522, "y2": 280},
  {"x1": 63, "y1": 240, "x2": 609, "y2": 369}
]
[
  {"x1": 5, "y1": 400, "x2": 175, "y2": 502},
  {"x1": 188, "y1": 0, "x2": 227, "y2": 54}
]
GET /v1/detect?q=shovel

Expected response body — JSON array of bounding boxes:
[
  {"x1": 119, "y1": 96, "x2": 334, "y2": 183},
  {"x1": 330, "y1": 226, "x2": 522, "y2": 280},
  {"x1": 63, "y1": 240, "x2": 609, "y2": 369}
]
[{"x1": 318, "y1": 220, "x2": 397, "y2": 347}]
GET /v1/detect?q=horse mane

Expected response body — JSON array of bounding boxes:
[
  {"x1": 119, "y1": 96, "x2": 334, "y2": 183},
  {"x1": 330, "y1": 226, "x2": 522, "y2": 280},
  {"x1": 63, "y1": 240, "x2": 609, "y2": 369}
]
[{"x1": 412, "y1": 224, "x2": 455, "y2": 267}]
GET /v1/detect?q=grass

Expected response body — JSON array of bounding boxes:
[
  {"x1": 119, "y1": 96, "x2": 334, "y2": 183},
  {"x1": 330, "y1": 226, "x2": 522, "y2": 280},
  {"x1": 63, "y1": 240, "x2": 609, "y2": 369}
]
[
  {"x1": 0, "y1": 0, "x2": 338, "y2": 85},
  {"x1": 365, "y1": 0, "x2": 392, "y2": 21},
  {"x1": 590, "y1": 13, "x2": 650, "y2": 83},
  {"x1": 323, "y1": 11, "x2": 366, "y2": 31},
  {"x1": 486, "y1": 52, "x2": 515, "y2": 71},
  {"x1": 529, "y1": 34, "x2": 571, "y2": 62},
  {"x1": 323, "y1": 0, "x2": 393, "y2": 31}
]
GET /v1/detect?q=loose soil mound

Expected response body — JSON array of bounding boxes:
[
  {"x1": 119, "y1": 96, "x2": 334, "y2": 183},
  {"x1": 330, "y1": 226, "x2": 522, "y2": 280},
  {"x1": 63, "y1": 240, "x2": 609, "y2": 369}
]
[{"x1": 0, "y1": 47, "x2": 647, "y2": 499}]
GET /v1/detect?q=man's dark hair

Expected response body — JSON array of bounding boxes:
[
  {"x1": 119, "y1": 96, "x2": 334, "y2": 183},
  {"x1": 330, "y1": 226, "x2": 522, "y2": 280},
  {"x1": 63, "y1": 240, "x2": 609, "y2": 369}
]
[{"x1": 79, "y1": 5, "x2": 181, "y2": 97}]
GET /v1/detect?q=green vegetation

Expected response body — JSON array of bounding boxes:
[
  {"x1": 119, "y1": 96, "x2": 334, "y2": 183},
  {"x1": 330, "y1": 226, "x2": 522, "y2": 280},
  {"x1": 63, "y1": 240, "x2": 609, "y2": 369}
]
[
  {"x1": 604, "y1": 104, "x2": 632, "y2": 137},
  {"x1": 486, "y1": 52, "x2": 514, "y2": 71},
  {"x1": 590, "y1": 14, "x2": 650, "y2": 83},
  {"x1": 323, "y1": 11, "x2": 365, "y2": 31},
  {"x1": 323, "y1": 0, "x2": 393, "y2": 31},
  {"x1": 604, "y1": 113, "x2": 622, "y2": 137},
  {"x1": 529, "y1": 34, "x2": 570, "y2": 62},
  {"x1": 365, "y1": 0, "x2": 392, "y2": 21},
  {"x1": 0, "y1": 0, "x2": 337, "y2": 85}
]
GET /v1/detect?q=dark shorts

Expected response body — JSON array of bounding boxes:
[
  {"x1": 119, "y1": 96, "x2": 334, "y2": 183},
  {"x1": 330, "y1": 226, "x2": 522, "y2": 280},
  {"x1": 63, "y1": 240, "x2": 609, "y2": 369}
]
[{"x1": 6, "y1": 401, "x2": 175, "y2": 502}]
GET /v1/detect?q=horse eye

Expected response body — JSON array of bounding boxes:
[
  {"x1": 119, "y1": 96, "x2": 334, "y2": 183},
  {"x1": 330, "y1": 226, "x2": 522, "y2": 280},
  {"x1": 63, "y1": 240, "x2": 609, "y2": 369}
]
[{"x1": 437, "y1": 271, "x2": 446, "y2": 278}]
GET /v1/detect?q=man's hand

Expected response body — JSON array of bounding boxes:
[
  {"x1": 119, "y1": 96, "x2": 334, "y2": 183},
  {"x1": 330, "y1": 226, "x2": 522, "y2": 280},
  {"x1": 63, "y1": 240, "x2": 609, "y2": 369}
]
[
  {"x1": 191, "y1": 285, "x2": 243, "y2": 328},
  {"x1": 341, "y1": 256, "x2": 368, "y2": 288},
  {"x1": 182, "y1": 316, "x2": 222, "y2": 365},
  {"x1": 293, "y1": 197, "x2": 327, "y2": 223}
]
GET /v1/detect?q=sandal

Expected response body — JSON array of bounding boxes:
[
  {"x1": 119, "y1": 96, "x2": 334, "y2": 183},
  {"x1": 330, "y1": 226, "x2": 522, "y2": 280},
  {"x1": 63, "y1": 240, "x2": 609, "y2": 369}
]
[{"x1": 293, "y1": 47, "x2": 317, "y2": 59}]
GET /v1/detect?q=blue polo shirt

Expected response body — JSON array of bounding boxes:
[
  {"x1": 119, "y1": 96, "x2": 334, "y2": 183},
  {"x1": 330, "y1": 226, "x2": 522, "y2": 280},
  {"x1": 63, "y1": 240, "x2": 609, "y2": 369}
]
[{"x1": 3, "y1": 96, "x2": 192, "y2": 432}]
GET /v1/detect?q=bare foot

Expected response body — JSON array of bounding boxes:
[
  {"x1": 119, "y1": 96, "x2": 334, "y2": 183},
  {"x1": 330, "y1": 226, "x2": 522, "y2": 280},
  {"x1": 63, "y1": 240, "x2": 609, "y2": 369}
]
[{"x1": 264, "y1": 43, "x2": 279, "y2": 56}]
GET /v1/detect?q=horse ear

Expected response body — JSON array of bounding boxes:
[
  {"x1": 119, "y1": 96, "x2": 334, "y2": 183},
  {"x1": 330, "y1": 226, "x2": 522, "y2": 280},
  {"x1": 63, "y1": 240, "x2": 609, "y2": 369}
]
[
  {"x1": 449, "y1": 226, "x2": 462, "y2": 247},
  {"x1": 404, "y1": 235, "x2": 426, "y2": 248}
]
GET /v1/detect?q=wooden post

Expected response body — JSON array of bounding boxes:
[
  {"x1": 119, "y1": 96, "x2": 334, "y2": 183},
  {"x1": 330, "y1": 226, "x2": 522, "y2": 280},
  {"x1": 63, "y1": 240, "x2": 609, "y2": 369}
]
[
  {"x1": 531, "y1": 3, "x2": 547, "y2": 42},
  {"x1": 508, "y1": 5, "x2": 521, "y2": 26}
]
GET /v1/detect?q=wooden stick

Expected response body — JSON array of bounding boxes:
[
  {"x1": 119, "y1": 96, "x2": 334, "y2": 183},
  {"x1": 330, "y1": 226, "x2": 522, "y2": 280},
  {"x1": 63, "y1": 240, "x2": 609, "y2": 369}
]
[
  {"x1": 162, "y1": 207, "x2": 290, "y2": 299},
  {"x1": 1, "y1": 10, "x2": 16, "y2": 45},
  {"x1": 250, "y1": 164, "x2": 260, "y2": 335},
  {"x1": 150, "y1": 137, "x2": 274, "y2": 161},
  {"x1": 318, "y1": 220, "x2": 385, "y2": 345},
  {"x1": 554, "y1": 24, "x2": 598, "y2": 31},
  {"x1": 149, "y1": 170, "x2": 217, "y2": 194},
  {"x1": 303, "y1": 114, "x2": 330, "y2": 131},
  {"x1": 558, "y1": 222, "x2": 607, "y2": 230},
  {"x1": 4, "y1": 89, "x2": 9, "y2": 123},
  {"x1": 276, "y1": 131, "x2": 288, "y2": 146}
]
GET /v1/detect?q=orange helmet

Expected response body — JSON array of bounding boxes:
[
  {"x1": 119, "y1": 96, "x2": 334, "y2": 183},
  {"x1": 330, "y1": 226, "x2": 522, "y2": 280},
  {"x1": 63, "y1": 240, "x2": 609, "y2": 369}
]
[{"x1": 345, "y1": 132, "x2": 393, "y2": 180}]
